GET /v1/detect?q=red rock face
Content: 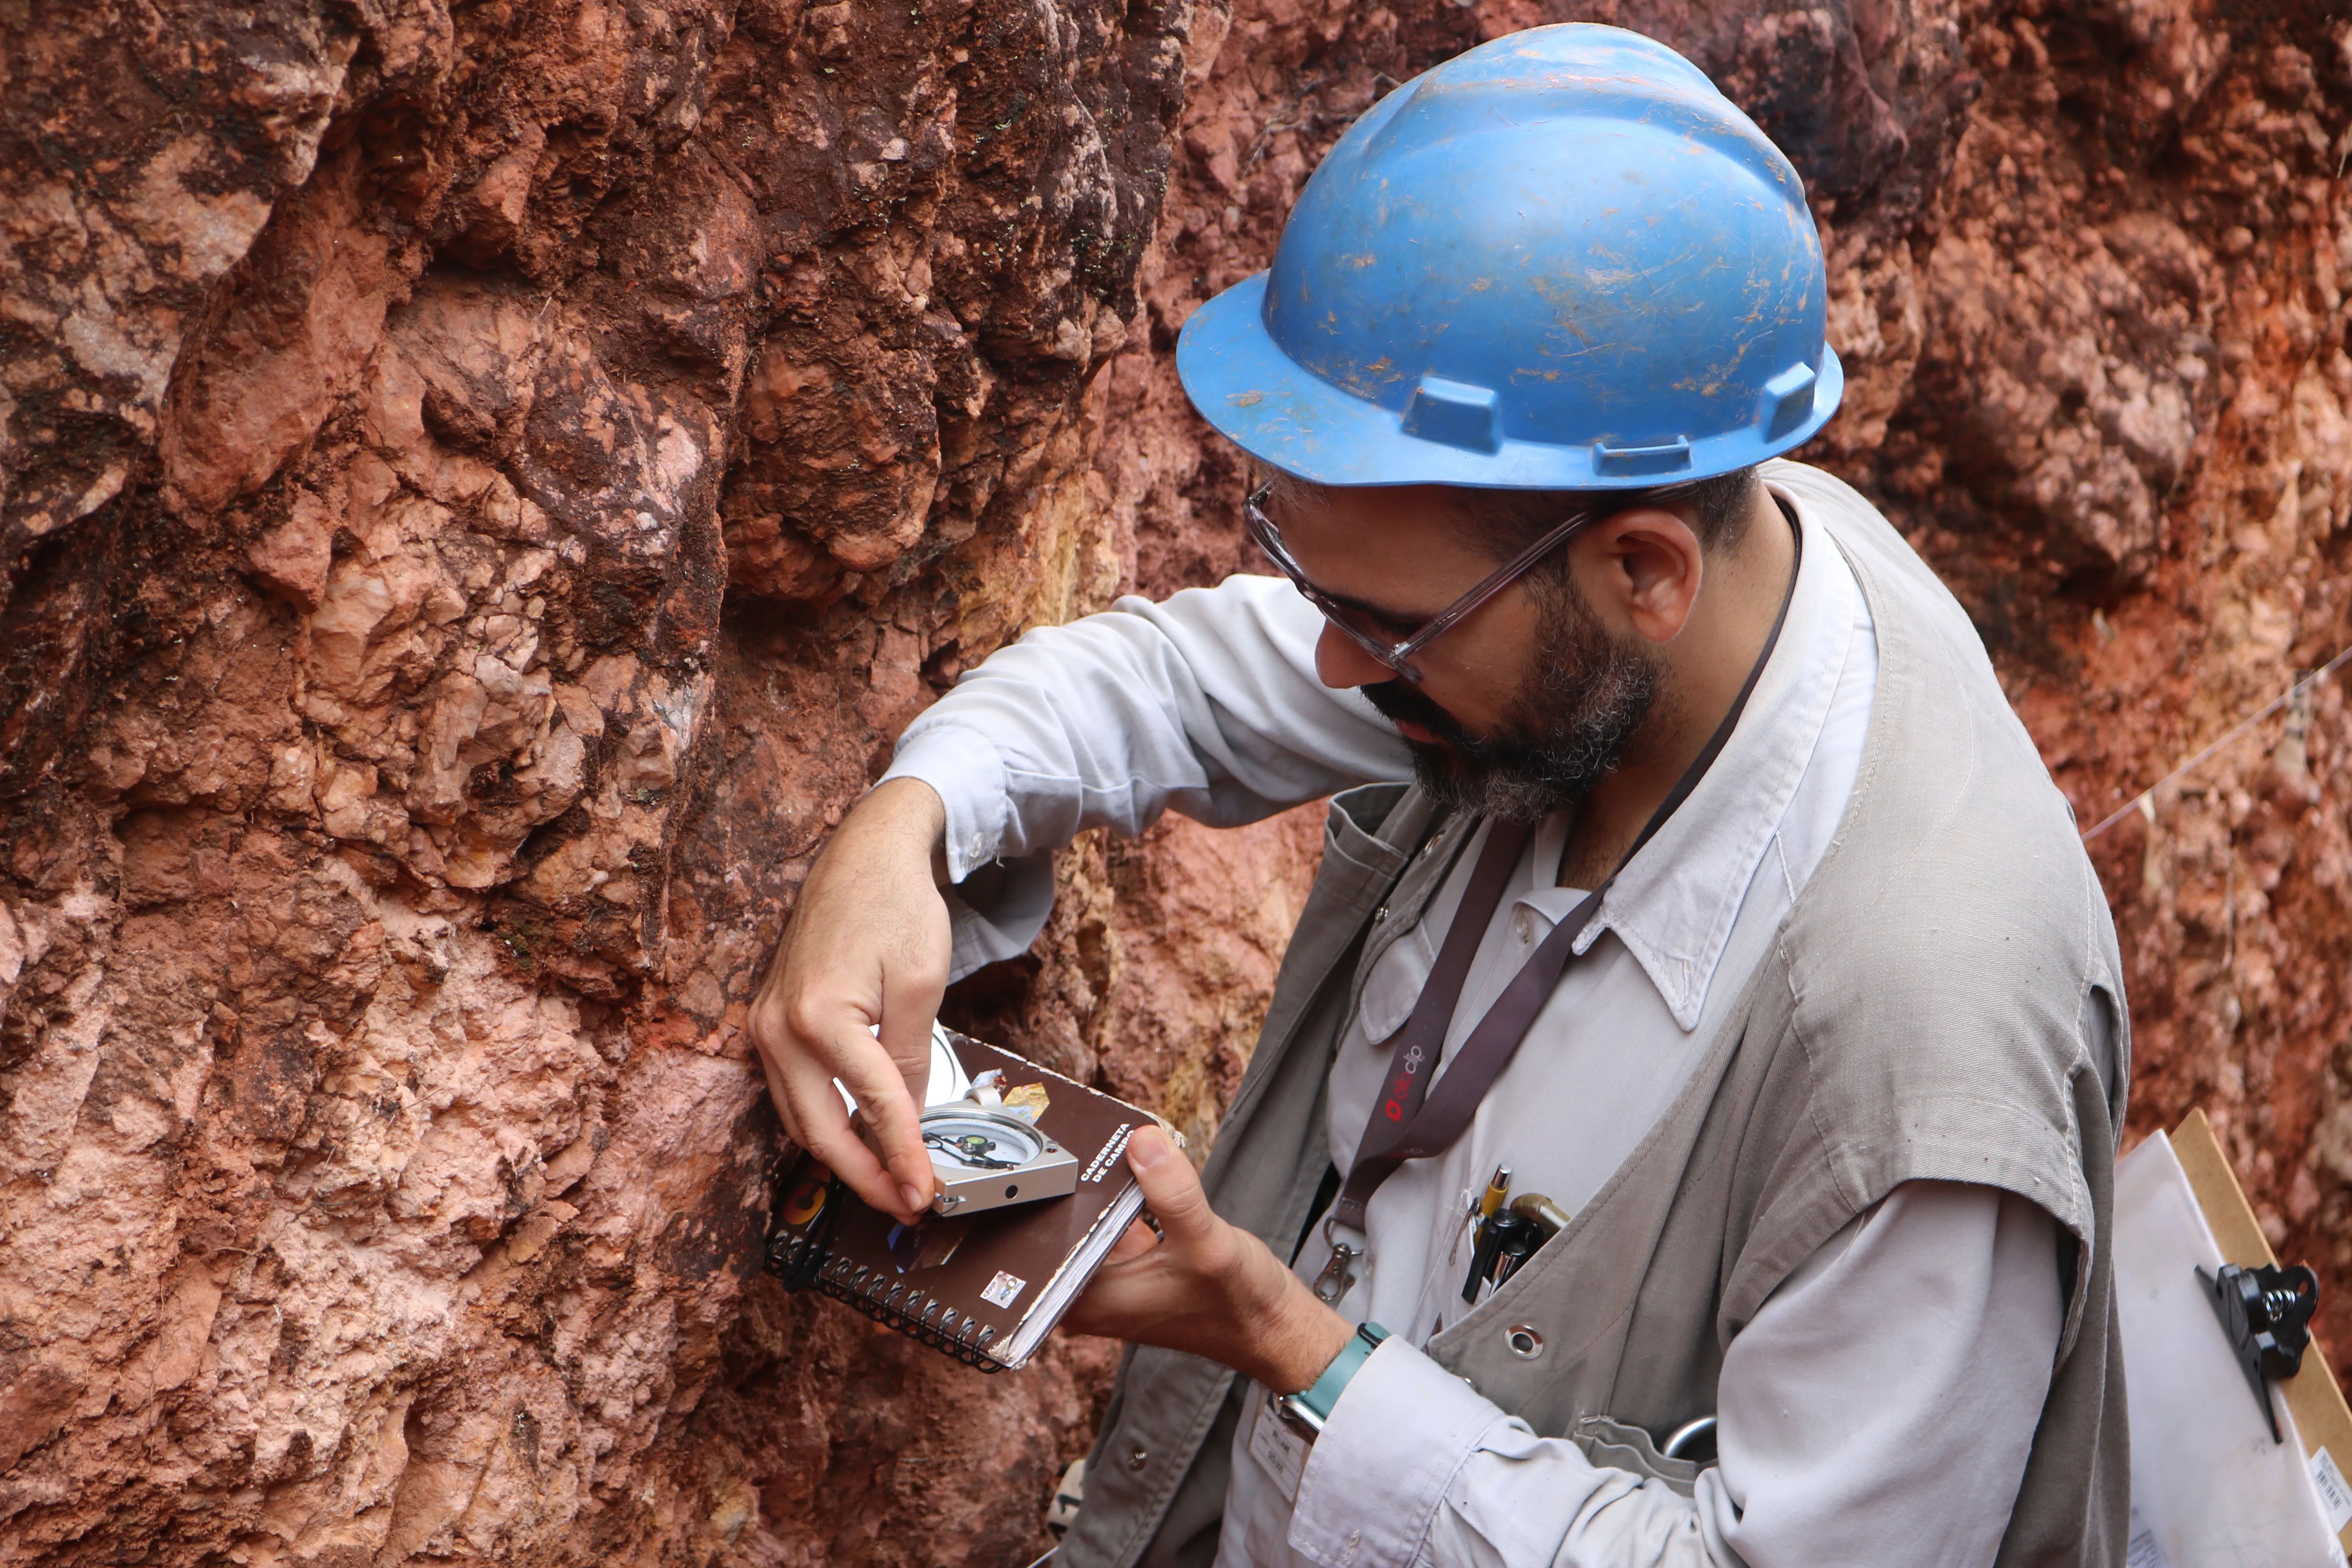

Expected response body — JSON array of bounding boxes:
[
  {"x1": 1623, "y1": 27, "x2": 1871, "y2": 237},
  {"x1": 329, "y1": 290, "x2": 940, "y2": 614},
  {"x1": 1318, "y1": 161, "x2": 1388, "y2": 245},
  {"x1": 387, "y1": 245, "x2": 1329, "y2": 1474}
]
[{"x1": 0, "y1": 0, "x2": 2344, "y2": 1562}]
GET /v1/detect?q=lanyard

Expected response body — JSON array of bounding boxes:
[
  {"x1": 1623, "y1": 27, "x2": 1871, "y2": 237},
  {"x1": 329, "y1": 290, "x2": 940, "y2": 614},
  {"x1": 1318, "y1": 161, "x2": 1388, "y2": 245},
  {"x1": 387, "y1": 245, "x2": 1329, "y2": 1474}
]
[{"x1": 1315, "y1": 526, "x2": 1802, "y2": 1299}]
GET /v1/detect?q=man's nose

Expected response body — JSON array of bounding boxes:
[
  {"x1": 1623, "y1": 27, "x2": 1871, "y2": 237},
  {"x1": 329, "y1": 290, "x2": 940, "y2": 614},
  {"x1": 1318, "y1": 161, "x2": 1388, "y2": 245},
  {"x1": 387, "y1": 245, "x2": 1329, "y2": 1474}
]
[{"x1": 1314, "y1": 621, "x2": 1398, "y2": 691}]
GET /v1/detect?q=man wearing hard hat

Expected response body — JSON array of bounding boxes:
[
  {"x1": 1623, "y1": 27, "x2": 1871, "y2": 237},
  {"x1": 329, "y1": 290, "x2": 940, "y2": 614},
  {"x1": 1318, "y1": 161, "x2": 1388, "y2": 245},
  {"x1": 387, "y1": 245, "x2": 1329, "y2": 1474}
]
[{"x1": 753, "y1": 25, "x2": 2128, "y2": 1568}]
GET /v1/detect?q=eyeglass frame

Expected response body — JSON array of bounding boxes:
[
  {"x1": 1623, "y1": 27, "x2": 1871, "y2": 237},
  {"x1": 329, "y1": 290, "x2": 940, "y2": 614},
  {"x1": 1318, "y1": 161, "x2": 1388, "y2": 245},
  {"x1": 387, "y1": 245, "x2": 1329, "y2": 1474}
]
[{"x1": 1241, "y1": 477, "x2": 1703, "y2": 684}]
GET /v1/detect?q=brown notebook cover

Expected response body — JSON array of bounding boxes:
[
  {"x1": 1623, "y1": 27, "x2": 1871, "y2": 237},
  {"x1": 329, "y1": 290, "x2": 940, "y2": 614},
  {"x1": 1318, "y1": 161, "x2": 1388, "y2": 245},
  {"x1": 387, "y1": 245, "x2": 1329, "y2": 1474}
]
[{"x1": 763, "y1": 1029, "x2": 1156, "y2": 1372}]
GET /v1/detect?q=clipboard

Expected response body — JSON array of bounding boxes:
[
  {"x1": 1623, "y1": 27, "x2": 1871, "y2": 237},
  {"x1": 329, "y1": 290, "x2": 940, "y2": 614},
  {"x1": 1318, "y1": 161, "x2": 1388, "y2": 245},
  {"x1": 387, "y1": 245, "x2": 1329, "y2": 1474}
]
[{"x1": 2170, "y1": 1108, "x2": 2352, "y2": 1553}]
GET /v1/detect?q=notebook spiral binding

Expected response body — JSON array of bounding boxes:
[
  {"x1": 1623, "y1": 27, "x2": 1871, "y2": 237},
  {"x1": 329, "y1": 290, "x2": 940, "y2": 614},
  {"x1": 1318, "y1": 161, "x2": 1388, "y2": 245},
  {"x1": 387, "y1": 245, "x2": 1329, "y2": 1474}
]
[{"x1": 767, "y1": 1233, "x2": 1009, "y2": 1373}]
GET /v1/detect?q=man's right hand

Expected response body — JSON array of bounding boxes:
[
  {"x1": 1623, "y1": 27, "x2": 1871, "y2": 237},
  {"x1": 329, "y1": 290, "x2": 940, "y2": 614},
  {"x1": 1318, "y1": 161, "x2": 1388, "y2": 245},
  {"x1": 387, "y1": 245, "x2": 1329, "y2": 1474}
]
[{"x1": 748, "y1": 777, "x2": 953, "y2": 1224}]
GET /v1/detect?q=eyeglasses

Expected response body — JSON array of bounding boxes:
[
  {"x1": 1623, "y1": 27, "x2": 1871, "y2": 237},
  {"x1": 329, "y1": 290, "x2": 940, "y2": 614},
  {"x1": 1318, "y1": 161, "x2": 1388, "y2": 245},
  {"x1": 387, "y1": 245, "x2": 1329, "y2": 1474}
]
[{"x1": 1241, "y1": 480, "x2": 1697, "y2": 684}]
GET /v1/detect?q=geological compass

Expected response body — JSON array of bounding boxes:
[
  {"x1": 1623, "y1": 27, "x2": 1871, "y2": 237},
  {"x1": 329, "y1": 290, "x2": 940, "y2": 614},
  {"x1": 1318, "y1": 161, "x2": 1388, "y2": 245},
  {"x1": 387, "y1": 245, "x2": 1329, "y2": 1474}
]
[
  {"x1": 915, "y1": 1103, "x2": 1078, "y2": 1216},
  {"x1": 843, "y1": 1030, "x2": 1080, "y2": 1216}
]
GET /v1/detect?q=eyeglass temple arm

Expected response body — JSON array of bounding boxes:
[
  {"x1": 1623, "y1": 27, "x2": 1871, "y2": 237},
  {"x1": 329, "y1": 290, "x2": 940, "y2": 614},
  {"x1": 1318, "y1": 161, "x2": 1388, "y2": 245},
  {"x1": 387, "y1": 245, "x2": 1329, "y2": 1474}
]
[{"x1": 1387, "y1": 482, "x2": 1704, "y2": 659}]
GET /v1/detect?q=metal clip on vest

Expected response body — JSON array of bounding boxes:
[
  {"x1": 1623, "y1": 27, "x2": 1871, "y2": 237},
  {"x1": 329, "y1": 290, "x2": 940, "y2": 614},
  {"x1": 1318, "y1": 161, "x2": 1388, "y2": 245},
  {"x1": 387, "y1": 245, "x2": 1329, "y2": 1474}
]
[{"x1": 1312, "y1": 1216, "x2": 1363, "y2": 1304}]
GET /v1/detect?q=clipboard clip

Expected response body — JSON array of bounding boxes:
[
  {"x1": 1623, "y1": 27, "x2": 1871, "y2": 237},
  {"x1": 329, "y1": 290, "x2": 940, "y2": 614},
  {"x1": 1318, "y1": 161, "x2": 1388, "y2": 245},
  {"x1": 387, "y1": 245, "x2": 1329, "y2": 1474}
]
[{"x1": 2198, "y1": 1261, "x2": 2319, "y2": 1443}]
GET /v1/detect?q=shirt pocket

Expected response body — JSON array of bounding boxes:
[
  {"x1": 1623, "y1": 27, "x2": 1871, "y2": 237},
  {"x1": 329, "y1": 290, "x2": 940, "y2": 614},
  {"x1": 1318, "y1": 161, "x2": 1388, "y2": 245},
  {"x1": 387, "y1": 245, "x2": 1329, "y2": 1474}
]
[{"x1": 1354, "y1": 923, "x2": 1436, "y2": 1044}]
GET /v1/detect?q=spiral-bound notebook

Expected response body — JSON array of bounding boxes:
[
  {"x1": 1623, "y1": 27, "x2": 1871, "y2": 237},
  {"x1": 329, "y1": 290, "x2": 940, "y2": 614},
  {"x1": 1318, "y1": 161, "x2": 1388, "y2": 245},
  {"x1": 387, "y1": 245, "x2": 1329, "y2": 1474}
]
[{"x1": 764, "y1": 1026, "x2": 1158, "y2": 1372}]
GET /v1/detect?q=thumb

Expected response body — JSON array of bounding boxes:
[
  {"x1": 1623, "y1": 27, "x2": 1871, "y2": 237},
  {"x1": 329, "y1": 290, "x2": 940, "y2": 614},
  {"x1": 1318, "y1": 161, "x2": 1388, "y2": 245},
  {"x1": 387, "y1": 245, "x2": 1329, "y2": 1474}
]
[{"x1": 1126, "y1": 1127, "x2": 1212, "y2": 1241}]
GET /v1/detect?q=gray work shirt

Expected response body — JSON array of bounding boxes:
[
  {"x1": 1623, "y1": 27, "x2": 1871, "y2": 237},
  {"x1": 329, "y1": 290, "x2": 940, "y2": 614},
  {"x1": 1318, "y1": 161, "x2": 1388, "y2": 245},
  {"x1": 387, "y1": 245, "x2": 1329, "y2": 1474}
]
[{"x1": 884, "y1": 491, "x2": 2063, "y2": 1566}]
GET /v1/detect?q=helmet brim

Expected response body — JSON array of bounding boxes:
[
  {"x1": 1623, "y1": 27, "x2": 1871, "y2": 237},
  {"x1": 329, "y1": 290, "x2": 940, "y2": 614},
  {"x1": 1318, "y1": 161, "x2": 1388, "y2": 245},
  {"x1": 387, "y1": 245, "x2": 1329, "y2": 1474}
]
[{"x1": 1178, "y1": 272, "x2": 1845, "y2": 490}]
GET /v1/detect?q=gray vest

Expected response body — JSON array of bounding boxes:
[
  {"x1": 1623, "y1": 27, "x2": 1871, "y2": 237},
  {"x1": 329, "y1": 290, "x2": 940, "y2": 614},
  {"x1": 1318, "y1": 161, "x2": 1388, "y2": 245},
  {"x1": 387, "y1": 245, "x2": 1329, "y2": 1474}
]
[{"x1": 1062, "y1": 461, "x2": 2131, "y2": 1568}]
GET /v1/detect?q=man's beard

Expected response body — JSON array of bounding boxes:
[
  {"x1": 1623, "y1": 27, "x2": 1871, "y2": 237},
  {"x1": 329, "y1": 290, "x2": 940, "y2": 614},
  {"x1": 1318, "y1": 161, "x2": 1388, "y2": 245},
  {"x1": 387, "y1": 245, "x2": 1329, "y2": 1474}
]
[{"x1": 1360, "y1": 579, "x2": 1661, "y2": 824}]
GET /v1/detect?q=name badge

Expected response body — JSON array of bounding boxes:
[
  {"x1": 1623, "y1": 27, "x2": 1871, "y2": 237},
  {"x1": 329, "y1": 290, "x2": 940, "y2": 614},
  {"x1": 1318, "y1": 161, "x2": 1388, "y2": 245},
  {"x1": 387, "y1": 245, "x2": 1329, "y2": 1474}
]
[{"x1": 1245, "y1": 1386, "x2": 1308, "y2": 1504}]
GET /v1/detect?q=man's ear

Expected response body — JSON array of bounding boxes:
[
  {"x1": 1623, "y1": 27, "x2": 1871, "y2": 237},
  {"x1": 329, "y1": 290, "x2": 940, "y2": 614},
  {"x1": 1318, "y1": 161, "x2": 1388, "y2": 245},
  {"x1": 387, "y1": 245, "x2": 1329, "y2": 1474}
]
[{"x1": 1579, "y1": 506, "x2": 1705, "y2": 646}]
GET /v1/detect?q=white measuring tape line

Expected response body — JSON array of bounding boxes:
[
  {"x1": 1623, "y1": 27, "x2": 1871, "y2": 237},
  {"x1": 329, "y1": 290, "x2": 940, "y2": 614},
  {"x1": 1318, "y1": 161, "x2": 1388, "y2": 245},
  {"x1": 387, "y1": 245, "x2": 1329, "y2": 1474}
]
[{"x1": 2081, "y1": 644, "x2": 2352, "y2": 844}]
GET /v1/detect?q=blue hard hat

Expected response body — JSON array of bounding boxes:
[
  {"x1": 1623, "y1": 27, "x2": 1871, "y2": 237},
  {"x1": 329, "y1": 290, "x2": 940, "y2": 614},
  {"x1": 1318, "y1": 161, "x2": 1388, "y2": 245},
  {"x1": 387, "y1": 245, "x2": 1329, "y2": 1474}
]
[{"x1": 1178, "y1": 24, "x2": 1843, "y2": 489}]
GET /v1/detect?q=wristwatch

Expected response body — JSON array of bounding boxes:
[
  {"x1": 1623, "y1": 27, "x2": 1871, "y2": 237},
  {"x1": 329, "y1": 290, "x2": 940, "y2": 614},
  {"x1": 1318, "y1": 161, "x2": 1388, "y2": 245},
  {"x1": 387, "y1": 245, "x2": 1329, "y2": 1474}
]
[{"x1": 1272, "y1": 1321, "x2": 1391, "y2": 1443}]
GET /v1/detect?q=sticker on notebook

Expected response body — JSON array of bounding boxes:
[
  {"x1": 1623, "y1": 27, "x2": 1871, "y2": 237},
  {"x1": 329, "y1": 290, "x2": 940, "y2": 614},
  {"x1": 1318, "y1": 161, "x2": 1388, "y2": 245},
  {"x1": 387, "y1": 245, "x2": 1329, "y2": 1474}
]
[
  {"x1": 781, "y1": 1175, "x2": 829, "y2": 1227},
  {"x1": 981, "y1": 1270, "x2": 1027, "y2": 1308},
  {"x1": 1001, "y1": 1082, "x2": 1051, "y2": 1123}
]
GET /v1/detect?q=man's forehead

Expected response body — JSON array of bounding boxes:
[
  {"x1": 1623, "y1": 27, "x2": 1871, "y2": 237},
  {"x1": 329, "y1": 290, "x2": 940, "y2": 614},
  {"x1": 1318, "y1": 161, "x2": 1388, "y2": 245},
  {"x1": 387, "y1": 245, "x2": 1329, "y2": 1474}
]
[
  {"x1": 1259, "y1": 475, "x2": 1495, "y2": 622},
  {"x1": 1267, "y1": 469, "x2": 1718, "y2": 542},
  {"x1": 1265, "y1": 474, "x2": 1478, "y2": 525}
]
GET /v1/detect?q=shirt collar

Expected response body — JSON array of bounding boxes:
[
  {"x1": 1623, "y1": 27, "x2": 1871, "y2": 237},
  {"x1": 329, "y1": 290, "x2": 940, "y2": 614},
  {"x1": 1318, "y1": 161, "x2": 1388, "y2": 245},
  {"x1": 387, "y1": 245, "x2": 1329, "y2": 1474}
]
[{"x1": 1518, "y1": 489, "x2": 1863, "y2": 1029}]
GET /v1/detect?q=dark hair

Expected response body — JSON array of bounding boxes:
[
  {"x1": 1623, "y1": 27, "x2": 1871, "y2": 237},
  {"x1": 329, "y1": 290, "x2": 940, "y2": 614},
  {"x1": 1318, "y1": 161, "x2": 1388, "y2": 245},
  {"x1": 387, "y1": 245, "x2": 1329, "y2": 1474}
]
[{"x1": 1454, "y1": 466, "x2": 1761, "y2": 565}]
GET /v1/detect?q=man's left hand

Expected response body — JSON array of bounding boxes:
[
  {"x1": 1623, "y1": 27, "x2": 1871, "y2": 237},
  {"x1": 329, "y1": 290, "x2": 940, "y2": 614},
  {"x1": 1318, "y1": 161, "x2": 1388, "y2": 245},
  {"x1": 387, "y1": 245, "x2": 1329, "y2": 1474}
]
[{"x1": 1062, "y1": 1127, "x2": 1357, "y2": 1393}]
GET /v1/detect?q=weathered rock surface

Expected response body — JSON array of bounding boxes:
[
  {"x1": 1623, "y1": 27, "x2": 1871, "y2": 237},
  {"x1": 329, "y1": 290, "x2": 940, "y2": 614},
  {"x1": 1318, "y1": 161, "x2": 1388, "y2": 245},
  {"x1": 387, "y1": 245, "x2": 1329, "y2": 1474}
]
[{"x1": 0, "y1": 0, "x2": 2346, "y2": 1562}]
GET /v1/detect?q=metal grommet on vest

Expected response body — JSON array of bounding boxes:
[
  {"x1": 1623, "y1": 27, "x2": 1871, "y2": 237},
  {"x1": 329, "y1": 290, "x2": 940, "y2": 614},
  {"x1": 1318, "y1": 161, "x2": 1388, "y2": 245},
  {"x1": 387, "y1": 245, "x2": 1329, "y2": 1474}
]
[
  {"x1": 1504, "y1": 1323, "x2": 1544, "y2": 1359},
  {"x1": 1662, "y1": 1416, "x2": 1718, "y2": 1460},
  {"x1": 1175, "y1": 23, "x2": 1843, "y2": 492}
]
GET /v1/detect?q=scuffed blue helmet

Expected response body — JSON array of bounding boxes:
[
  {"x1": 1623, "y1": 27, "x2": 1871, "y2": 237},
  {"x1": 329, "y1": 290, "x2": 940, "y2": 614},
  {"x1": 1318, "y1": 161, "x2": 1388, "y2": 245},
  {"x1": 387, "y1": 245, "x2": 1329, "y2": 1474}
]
[{"x1": 1178, "y1": 24, "x2": 1842, "y2": 489}]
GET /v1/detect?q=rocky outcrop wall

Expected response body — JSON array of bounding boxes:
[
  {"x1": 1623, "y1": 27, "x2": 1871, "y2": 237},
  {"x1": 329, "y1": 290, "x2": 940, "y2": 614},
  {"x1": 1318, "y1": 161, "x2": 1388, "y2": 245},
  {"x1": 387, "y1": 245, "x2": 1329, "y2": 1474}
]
[{"x1": 0, "y1": 0, "x2": 2345, "y2": 1562}]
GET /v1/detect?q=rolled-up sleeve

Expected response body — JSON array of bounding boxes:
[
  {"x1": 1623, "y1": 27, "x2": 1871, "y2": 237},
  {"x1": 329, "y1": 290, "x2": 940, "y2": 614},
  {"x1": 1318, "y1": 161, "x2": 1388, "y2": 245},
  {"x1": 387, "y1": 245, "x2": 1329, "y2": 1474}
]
[
  {"x1": 1285, "y1": 1182, "x2": 2060, "y2": 1568},
  {"x1": 880, "y1": 574, "x2": 1411, "y2": 969},
  {"x1": 1289, "y1": 1340, "x2": 1737, "y2": 1568}
]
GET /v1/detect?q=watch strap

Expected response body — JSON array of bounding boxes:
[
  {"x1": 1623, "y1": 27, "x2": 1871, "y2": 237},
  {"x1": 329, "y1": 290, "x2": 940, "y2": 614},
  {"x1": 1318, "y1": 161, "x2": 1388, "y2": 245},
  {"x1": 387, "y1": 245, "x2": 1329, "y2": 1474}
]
[{"x1": 1276, "y1": 1321, "x2": 1390, "y2": 1440}]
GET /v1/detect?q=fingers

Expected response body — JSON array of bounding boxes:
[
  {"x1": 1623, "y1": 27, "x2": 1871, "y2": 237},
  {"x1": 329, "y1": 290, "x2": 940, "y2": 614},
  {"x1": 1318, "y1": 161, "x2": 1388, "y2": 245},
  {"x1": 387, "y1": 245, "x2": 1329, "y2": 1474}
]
[
  {"x1": 826, "y1": 1013, "x2": 933, "y2": 1220},
  {"x1": 1060, "y1": 1140, "x2": 1351, "y2": 1388},
  {"x1": 748, "y1": 953, "x2": 931, "y2": 1220},
  {"x1": 873, "y1": 895, "x2": 950, "y2": 1210},
  {"x1": 1124, "y1": 1127, "x2": 1216, "y2": 1244},
  {"x1": 776, "y1": 1052, "x2": 904, "y2": 1214},
  {"x1": 745, "y1": 778, "x2": 955, "y2": 1223},
  {"x1": 872, "y1": 802, "x2": 951, "y2": 1100},
  {"x1": 1104, "y1": 1218, "x2": 1162, "y2": 1266},
  {"x1": 746, "y1": 971, "x2": 889, "y2": 1210}
]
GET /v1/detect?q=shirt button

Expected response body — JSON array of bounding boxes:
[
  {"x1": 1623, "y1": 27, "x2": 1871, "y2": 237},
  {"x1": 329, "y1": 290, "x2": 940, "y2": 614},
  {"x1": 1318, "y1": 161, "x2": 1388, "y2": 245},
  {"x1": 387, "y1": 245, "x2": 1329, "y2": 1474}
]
[
  {"x1": 969, "y1": 830, "x2": 985, "y2": 859},
  {"x1": 1126, "y1": 1443, "x2": 1149, "y2": 1472},
  {"x1": 1512, "y1": 909, "x2": 1534, "y2": 945}
]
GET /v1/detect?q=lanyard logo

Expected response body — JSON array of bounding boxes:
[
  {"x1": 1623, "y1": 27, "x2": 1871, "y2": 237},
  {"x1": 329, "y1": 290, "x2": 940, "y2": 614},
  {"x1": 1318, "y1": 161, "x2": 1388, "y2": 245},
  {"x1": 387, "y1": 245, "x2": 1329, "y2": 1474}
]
[{"x1": 1383, "y1": 1044, "x2": 1427, "y2": 1122}]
